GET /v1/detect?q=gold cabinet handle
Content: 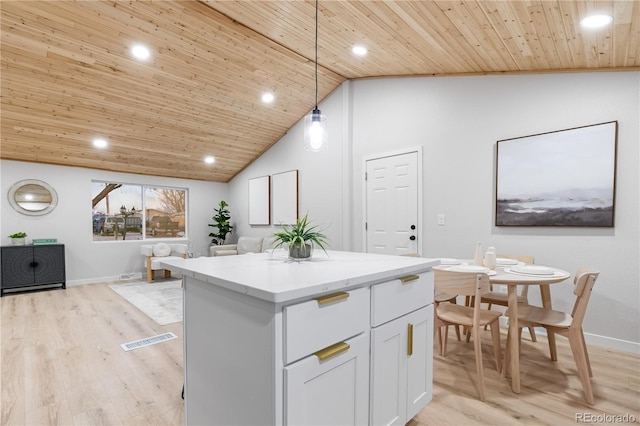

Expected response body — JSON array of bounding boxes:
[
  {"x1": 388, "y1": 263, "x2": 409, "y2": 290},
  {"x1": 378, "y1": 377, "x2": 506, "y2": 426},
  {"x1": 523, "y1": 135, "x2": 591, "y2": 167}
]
[
  {"x1": 315, "y1": 342, "x2": 350, "y2": 362},
  {"x1": 315, "y1": 292, "x2": 349, "y2": 306},
  {"x1": 407, "y1": 323, "x2": 414, "y2": 356},
  {"x1": 400, "y1": 275, "x2": 420, "y2": 284}
]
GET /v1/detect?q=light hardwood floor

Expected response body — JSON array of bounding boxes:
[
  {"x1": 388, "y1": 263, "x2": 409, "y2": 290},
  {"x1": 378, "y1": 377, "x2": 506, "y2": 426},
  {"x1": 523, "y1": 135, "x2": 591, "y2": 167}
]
[{"x1": 2, "y1": 282, "x2": 639, "y2": 425}]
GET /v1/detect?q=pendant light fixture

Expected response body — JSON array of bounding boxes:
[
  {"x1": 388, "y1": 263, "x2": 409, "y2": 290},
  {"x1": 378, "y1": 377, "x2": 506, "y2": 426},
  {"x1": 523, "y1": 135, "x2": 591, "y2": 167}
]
[{"x1": 304, "y1": 0, "x2": 328, "y2": 152}]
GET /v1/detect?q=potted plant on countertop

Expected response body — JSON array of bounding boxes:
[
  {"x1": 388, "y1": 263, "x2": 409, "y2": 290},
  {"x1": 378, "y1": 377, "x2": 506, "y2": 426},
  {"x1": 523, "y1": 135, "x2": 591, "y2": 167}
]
[
  {"x1": 272, "y1": 213, "x2": 329, "y2": 260},
  {"x1": 9, "y1": 232, "x2": 27, "y2": 245},
  {"x1": 209, "y1": 200, "x2": 234, "y2": 245}
]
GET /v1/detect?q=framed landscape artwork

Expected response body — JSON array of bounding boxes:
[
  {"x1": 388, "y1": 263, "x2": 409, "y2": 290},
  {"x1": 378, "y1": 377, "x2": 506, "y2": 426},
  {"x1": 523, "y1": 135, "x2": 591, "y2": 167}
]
[{"x1": 495, "y1": 121, "x2": 618, "y2": 227}]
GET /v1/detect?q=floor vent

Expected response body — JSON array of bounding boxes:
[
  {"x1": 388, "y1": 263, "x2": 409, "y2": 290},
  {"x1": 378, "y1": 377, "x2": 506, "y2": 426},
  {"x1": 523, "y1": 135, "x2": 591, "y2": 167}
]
[
  {"x1": 119, "y1": 272, "x2": 142, "y2": 281},
  {"x1": 121, "y1": 332, "x2": 177, "y2": 351}
]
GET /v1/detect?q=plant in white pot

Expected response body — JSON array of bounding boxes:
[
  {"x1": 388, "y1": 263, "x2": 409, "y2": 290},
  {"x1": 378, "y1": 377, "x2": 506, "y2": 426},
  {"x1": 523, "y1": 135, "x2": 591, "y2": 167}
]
[
  {"x1": 272, "y1": 214, "x2": 329, "y2": 259},
  {"x1": 9, "y1": 232, "x2": 27, "y2": 245}
]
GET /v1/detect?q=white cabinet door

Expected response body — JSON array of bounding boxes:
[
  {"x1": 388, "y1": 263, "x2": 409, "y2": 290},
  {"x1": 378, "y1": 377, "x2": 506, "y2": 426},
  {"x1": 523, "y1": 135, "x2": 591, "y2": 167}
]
[
  {"x1": 405, "y1": 305, "x2": 433, "y2": 421},
  {"x1": 285, "y1": 333, "x2": 370, "y2": 426},
  {"x1": 370, "y1": 313, "x2": 407, "y2": 426},
  {"x1": 370, "y1": 306, "x2": 433, "y2": 426}
]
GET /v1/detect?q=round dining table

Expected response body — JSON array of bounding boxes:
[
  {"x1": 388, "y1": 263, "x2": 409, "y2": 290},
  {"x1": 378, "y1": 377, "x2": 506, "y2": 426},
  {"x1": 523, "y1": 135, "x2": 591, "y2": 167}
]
[{"x1": 488, "y1": 265, "x2": 571, "y2": 393}]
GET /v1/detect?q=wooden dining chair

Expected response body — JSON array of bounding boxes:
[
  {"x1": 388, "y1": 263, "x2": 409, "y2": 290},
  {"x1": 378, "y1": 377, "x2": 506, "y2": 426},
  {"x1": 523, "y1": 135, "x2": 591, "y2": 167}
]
[
  {"x1": 434, "y1": 269, "x2": 502, "y2": 401},
  {"x1": 504, "y1": 267, "x2": 600, "y2": 405},
  {"x1": 481, "y1": 254, "x2": 537, "y2": 342},
  {"x1": 434, "y1": 290, "x2": 461, "y2": 354}
]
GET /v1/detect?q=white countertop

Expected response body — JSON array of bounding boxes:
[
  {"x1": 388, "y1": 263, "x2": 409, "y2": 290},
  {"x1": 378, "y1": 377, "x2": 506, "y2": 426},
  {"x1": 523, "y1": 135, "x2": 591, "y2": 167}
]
[{"x1": 161, "y1": 250, "x2": 439, "y2": 303}]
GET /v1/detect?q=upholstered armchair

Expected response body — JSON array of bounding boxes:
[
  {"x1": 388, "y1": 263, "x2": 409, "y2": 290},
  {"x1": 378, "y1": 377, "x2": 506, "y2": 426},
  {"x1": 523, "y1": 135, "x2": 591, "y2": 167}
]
[{"x1": 141, "y1": 242, "x2": 189, "y2": 283}]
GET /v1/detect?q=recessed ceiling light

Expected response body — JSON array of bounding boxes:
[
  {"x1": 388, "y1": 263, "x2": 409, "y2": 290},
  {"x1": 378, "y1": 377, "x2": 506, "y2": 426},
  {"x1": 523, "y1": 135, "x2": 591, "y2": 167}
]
[
  {"x1": 580, "y1": 14, "x2": 613, "y2": 28},
  {"x1": 93, "y1": 138, "x2": 108, "y2": 148},
  {"x1": 204, "y1": 156, "x2": 215, "y2": 165},
  {"x1": 131, "y1": 44, "x2": 151, "y2": 60},
  {"x1": 352, "y1": 45, "x2": 368, "y2": 56},
  {"x1": 262, "y1": 92, "x2": 275, "y2": 103}
]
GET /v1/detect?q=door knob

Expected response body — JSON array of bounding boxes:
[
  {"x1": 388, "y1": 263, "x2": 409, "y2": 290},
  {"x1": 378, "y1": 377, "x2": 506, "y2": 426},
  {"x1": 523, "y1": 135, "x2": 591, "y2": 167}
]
[
  {"x1": 410, "y1": 225, "x2": 416, "y2": 230},
  {"x1": 410, "y1": 235, "x2": 416, "y2": 241}
]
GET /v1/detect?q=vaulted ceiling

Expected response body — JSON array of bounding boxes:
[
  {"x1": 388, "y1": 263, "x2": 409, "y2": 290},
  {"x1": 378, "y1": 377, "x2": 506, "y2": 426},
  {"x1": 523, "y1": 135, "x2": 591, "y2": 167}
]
[{"x1": 1, "y1": 1, "x2": 638, "y2": 182}]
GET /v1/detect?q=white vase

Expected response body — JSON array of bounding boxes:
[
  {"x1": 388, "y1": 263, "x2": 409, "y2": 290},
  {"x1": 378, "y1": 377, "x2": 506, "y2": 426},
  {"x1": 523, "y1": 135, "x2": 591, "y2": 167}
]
[
  {"x1": 484, "y1": 246, "x2": 496, "y2": 270},
  {"x1": 11, "y1": 237, "x2": 25, "y2": 245},
  {"x1": 473, "y1": 241, "x2": 484, "y2": 266}
]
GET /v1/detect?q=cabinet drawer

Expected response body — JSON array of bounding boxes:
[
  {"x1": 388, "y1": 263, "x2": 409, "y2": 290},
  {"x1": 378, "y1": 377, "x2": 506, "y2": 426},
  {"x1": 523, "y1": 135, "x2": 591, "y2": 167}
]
[
  {"x1": 284, "y1": 287, "x2": 369, "y2": 364},
  {"x1": 371, "y1": 271, "x2": 433, "y2": 327}
]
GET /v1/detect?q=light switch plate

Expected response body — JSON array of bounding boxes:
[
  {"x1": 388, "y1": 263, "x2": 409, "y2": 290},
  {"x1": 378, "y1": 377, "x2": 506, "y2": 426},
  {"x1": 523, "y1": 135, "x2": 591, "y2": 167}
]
[{"x1": 437, "y1": 214, "x2": 445, "y2": 226}]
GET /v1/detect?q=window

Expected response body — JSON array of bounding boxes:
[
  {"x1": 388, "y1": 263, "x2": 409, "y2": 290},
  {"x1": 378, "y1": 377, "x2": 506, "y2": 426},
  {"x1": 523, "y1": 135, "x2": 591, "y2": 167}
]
[{"x1": 91, "y1": 181, "x2": 187, "y2": 241}]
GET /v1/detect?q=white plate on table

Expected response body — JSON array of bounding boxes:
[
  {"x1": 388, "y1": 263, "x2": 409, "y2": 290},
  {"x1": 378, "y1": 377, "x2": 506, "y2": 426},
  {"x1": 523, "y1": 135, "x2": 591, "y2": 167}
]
[
  {"x1": 448, "y1": 264, "x2": 497, "y2": 276},
  {"x1": 495, "y1": 257, "x2": 519, "y2": 266},
  {"x1": 508, "y1": 265, "x2": 556, "y2": 276}
]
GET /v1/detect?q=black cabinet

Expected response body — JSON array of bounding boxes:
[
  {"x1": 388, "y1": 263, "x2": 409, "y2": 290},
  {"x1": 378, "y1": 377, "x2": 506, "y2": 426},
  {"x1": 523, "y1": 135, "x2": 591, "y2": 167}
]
[{"x1": 1, "y1": 244, "x2": 66, "y2": 296}]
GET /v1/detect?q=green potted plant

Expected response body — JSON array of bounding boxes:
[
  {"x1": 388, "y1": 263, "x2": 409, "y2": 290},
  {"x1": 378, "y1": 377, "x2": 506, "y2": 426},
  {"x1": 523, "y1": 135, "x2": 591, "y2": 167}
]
[
  {"x1": 9, "y1": 232, "x2": 27, "y2": 245},
  {"x1": 272, "y1": 213, "x2": 329, "y2": 259},
  {"x1": 209, "y1": 200, "x2": 234, "y2": 245}
]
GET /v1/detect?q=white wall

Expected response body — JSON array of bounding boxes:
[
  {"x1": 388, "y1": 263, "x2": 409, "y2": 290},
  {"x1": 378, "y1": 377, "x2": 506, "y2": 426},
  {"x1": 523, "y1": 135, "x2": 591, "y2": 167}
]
[
  {"x1": 227, "y1": 83, "x2": 350, "y2": 250},
  {"x1": 230, "y1": 71, "x2": 639, "y2": 352},
  {"x1": 1, "y1": 160, "x2": 226, "y2": 284}
]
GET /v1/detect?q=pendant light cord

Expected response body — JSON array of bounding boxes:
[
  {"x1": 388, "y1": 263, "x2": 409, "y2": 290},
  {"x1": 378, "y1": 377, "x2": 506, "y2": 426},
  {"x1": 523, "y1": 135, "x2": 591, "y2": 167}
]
[{"x1": 314, "y1": 0, "x2": 318, "y2": 109}]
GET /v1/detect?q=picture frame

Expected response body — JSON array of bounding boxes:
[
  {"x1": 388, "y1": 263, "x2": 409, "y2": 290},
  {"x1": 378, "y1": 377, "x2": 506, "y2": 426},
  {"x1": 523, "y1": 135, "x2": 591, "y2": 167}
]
[
  {"x1": 495, "y1": 121, "x2": 618, "y2": 227},
  {"x1": 271, "y1": 170, "x2": 298, "y2": 225},
  {"x1": 248, "y1": 175, "x2": 270, "y2": 225}
]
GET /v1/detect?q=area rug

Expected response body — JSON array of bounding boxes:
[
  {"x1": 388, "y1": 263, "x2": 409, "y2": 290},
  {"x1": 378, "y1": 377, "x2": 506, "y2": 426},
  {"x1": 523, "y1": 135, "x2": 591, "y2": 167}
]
[{"x1": 109, "y1": 280, "x2": 183, "y2": 325}]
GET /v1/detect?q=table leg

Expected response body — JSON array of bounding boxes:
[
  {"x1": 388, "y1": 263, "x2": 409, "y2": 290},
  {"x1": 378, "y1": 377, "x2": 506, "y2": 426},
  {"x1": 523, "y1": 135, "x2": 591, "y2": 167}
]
[
  {"x1": 540, "y1": 284, "x2": 557, "y2": 361},
  {"x1": 507, "y1": 284, "x2": 520, "y2": 393}
]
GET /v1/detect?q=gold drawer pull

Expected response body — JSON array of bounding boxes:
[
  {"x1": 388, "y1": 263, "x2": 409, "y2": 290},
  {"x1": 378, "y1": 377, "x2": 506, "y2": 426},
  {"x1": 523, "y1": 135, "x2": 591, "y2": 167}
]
[
  {"x1": 407, "y1": 323, "x2": 414, "y2": 356},
  {"x1": 315, "y1": 342, "x2": 350, "y2": 362},
  {"x1": 315, "y1": 292, "x2": 349, "y2": 306},
  {"x1": 400, "y1": 275, "x2": 420, "y2": 284}
]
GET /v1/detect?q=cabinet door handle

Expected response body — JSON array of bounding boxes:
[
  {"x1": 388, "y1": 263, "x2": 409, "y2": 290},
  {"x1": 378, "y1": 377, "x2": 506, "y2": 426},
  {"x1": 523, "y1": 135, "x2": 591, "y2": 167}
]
[
  {"x1": 315, "y1": 342, "x2": 350, "y2": 362},
  {"x1": 315, "y1": 292, "x2": 349, "y2": 306},
  {"x1": 407, "y1": 323, "x2": 414, "y2": 356},
  {"x1": 400, "y1": 275, "x2": 420, "y2": 284}
]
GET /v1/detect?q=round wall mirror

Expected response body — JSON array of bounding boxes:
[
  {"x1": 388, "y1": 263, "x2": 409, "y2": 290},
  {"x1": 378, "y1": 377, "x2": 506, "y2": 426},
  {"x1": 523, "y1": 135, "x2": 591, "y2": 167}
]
[{"x1": 8, "y1": 179, "x2": 58, "y2": 216}]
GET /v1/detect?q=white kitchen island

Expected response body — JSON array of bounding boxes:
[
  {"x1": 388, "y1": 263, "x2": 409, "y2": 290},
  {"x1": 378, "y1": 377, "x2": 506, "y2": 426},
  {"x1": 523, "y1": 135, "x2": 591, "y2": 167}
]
[{"x1": 162, "y1": 250, "x2": 438, "y2": 426}]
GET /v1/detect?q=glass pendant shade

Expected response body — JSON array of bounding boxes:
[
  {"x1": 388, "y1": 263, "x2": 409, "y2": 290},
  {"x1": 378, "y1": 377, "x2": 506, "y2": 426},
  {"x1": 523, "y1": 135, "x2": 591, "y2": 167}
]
[{"x1": 304, "y1": 108, "x2": 327, "y2": 151}]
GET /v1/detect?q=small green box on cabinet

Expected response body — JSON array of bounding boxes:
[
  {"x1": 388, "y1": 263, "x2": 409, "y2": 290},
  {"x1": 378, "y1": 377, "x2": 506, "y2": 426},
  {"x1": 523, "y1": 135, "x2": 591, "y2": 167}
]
[{"x1": 32, "y1": 239, "x2": 58, "y2": 245}]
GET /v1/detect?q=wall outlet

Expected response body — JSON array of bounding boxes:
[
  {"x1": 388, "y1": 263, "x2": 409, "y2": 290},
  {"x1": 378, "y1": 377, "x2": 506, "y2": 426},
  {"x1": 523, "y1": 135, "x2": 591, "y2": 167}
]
[{"x1": 437, "y1": 214, "x2": 445, "y2": 226}]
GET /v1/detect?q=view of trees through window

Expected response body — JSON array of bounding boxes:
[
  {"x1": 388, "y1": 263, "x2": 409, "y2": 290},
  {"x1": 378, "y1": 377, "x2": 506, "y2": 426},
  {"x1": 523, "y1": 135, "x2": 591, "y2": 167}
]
[{"x1": 91, "y1": 181, "x2": 187, "y2": 241}]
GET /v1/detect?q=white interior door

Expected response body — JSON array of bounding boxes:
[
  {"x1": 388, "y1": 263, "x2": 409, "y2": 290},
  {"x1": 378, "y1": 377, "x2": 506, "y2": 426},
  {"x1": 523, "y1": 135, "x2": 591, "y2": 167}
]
[{"x1": 365, "y1": 151, "x2": 420, "y2": 255}]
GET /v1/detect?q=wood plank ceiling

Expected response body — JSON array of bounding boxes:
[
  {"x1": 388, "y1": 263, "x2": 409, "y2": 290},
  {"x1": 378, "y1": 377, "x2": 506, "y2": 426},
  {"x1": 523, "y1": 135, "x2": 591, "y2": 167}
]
[{"x1": 1, "y1": 1, "x2": 638, "y2": 182}]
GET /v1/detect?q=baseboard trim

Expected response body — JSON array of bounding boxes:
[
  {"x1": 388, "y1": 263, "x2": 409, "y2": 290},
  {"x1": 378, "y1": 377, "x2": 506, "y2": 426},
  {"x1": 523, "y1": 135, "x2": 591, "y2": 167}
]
[
  {"x1": 498, "y1": 317, "x2": 639, "y2": 355},
  {"x1": 67, "y1": 273, "x2": 182, "y2": 287},
  {"x1": 67, "y1": 276, "x2": 122, "y2": 286}
]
